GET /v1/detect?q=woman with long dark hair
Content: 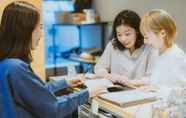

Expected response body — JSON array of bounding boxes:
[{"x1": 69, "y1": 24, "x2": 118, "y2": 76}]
[{"x1": 0, "y1": 1, "x2": 104, "y2": 118}]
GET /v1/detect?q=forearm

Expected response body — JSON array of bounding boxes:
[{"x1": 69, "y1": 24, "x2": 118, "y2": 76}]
[
  {"x1": 57, "y1": 89, "x2": 89, "y2": 117},
  {"x1": 46, "y1": 79, "x2": 69, "y2": 93},
  {"x1": 128, "y1": 76, "x2": 151, "y2": 87}
]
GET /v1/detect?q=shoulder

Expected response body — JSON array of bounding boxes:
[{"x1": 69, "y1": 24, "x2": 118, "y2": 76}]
[
  {"x1": 0, "y1": 58, "x2": 30, "y2": 73},
  {"x1": 143, "y1": 44, "x2": 155, "y2": 52},
  {"x1": 170, "y1": 44, "x2": 185, "y2": 60},
  {"x1": 143, "y1": 44, "x2": 159, "y2": 56},
  {"x1": 106, "y1": 41, "x2": 113, "y2": 49},
  {"x1": 1, "y1": 58, "x2": 42, "y2": 83},
  {"x1": 104, "y1": 41, "x2": 116, "y2": 51},
  {"x1": 163, "y1": 44, "x2": 186, "y2": 67},
  {"x1": 173, "y1": 44, "x2": 185, "y2": 56}
]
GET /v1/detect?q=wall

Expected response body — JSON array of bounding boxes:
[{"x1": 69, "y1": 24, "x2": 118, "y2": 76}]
[
  {"x1": 0, "y1": 0, "x2": 46, "y2": 80},
  {"x1": 94, "y1": 0, "x2": 186, "y2": 51}
]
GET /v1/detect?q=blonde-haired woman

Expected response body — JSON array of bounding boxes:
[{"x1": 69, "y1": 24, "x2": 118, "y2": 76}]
[{"x1": 140, "y1": 9, "x2": 186, "y2": 90}]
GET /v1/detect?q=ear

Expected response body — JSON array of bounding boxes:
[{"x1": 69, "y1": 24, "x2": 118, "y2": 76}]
[{"x1": 159, "y1": 29, "x2": 167, "y2": 40}]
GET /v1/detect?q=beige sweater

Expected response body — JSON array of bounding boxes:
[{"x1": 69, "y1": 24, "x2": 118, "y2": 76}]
[{"x1": 94, "y1": 41, "x2": 158, "y2": 80}]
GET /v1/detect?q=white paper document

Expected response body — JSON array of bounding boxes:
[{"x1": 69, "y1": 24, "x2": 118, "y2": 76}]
[{"x1": 84, "y1": 79, "x2": 114, "y2": 88}]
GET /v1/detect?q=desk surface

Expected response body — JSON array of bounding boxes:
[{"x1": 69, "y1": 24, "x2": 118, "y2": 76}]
[
  {"x1": 50, "y1": 75, "x2": 159, "y2": 118},
  {"x1": 94, "y1": 97, "x2": 157, "y2": 118}
]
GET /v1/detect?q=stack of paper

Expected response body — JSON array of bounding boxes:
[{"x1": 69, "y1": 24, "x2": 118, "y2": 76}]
[{"x1": 99, "y1": 89, "x2": 157, "y2": 108}]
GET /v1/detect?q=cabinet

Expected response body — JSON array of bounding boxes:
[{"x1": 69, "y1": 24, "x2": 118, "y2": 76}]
[{"x1": 52, "y1": 22, "x2": 108, "y2": 74}]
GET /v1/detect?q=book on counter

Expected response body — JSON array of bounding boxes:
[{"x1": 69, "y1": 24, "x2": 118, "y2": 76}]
[{"x1": 98, "y1": 89, "x2": 157, "y2": 108}]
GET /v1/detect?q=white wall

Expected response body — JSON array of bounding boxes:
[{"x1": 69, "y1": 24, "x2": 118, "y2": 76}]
[{"x1": 94, "y1": 0, "x2": 186, "y2": 51}]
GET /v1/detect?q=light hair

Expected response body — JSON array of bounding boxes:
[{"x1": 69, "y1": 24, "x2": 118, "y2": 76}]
[{"x1": 140, "y1": 9, "x2": 176, "y2": 47}]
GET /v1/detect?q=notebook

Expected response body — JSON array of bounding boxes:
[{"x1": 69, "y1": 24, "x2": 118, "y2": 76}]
[{"x1": 98, "y1": 89, "x2": 157, "y2": 108}]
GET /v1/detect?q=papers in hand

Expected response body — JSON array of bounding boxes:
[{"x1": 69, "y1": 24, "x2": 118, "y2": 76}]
[
  {"x1": 99, "y1": 89, "x2": 157, "y2": 108},
  {"x1": 84, "y1": 79, "x2": 113, "y2": 89},
  {"x1": 84, "y1": 79, "x2": 114, "y2": 96}
]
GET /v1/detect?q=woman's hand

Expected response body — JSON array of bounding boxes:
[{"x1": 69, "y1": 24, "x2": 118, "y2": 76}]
[
  {"x1": 138, "y1": 85, "x2": 159, "y2": 92},
  {"x1": 105, "y1": 73, "x2": 129, "y2": 84},
  {"x1": 126, "y1": 79, "x2": 146, "y2": 87},
  {"x1": 67, "y1": 75, "x2": 84, "y2": 88},
  {"x1": 67, "y1": 79, "x2": 84, "y2": 88},
  {"x1": 88, "y1": 85, "x2": 108, "y2": 98}
]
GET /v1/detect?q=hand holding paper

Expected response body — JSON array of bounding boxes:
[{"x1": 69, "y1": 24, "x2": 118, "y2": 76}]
[
  {"x1": 84, "y1": 79, "x2": 112, "y2": 98},
  {"x1": 105, "y1": 73, "x2": 129, "y2": 84},
  {"x1": 67, "y1": 79, "x2": 84, "y2": 88}
]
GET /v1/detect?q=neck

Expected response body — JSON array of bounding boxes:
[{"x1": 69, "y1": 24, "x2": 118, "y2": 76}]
[
  {"x1": 129, "y1": 47, "x2": 135, "y2": 55},
  {"x1": 159, "y1": 44, "x2": 168, "y2": 55}
]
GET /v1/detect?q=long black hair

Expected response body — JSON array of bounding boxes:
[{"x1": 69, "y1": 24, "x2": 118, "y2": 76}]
[{"x1": 0, "y1": 1, "x2": 40, "y2": 63}]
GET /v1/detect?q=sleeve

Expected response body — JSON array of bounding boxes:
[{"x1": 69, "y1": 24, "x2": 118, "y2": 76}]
[
  {"x1": 140, "y1": 46, "x2": 159, "y2": 84},
  {"x1": 8, "y1": 63, "x2": 89, "y2": 118},
  {"x1": 94, "y1": 42, "x2": 112, "y2": 77},
  {"x1": 145, "y1": 46, "x2": 159, "y2": 77},
  {"x1": 46, "y1": 79, "x2": 69, "y2": 93}
]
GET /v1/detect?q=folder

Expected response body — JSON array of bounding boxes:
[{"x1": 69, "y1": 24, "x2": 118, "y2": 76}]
[{"x1": 98, "y1": 89, "x2": 157, "y2": 108}]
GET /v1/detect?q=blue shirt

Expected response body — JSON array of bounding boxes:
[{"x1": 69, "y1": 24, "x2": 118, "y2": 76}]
[{"x1": 0, "y1": 58, "x2": 89, "y2": 118}]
